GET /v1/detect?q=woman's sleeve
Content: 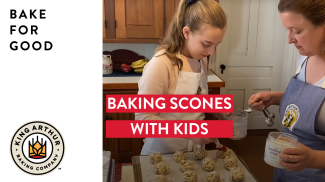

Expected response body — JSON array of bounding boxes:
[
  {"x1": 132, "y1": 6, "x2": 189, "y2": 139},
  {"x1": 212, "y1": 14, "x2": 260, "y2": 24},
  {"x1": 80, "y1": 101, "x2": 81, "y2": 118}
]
[{"x1": 135, "y1": 56, "x2": 170, "y2": 120}]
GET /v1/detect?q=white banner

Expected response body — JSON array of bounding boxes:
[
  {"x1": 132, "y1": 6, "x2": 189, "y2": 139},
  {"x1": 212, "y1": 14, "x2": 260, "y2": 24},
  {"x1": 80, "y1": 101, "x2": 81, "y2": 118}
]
[{"x1": 0, "y1": 1, "x2": 102, "y2": 181}]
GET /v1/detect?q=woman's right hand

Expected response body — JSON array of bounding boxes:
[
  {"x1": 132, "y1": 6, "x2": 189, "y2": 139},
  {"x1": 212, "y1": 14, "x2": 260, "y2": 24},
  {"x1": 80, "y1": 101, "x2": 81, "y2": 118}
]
[{"x1": 248, "y1": 92, "x2": 274, "y2": 111}]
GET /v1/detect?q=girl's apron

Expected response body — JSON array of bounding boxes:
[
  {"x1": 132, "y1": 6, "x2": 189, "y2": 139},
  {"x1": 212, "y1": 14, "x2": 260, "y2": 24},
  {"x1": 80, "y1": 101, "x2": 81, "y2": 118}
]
[
  {"x1": 273, "y1": 57, "x2": 325, "y2": 181},
  {"x1": 141, "y1": 59, "x2": 208, "y2": 155}
]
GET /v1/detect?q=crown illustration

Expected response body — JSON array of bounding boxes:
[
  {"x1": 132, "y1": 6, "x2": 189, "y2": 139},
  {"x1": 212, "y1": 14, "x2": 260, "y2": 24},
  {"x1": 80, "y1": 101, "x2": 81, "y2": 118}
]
[{"x1": 29, "y1": 136, "x2": 46, "y2": 159}]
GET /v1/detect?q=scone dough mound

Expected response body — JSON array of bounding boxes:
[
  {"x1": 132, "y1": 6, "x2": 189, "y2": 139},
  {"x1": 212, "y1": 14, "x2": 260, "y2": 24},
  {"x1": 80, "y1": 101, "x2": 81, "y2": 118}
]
[
  {"x1": 216, "y1": 147, "x2": 231, "y2": 159},
  {"x1": 202, "y1": 157, "x2": 215, "y2": 172},
  {"x1": 150, "y1": 152, "x2": 162, "y2": 164},
  {"x1": 154, "y1": 162, "x2": 170, "y2": 175},
  {"x1": 194, "y1": 148, "x2": 207, "y2": 160},
  {"x1": 224, "y1": 156, "x2": 238, "y2": 170},
  {"x1": 206, "y1": 171, "x2": 221, "y2": 182},
  {"x1": 153, "y1": 175, "x2": 168, "y2": 182},
  {"x1": 183, "y1": 171, "x2": 198, "y2": 182},
  {"x1": 230, "y1": 167, "x2": 245, "y2": 182},
  {"x1": 180, "y1": 160, "x2": 194, "y2": 172},
  {"x1": 174, "y1": 151, "x2": 186, "y2": 163}
]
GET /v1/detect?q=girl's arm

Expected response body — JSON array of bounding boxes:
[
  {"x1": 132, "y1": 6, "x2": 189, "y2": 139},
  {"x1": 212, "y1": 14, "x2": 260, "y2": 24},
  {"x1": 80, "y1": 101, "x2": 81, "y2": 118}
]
[{"x1": 135, "y1": 56, "x2": 170, "y2": 120}]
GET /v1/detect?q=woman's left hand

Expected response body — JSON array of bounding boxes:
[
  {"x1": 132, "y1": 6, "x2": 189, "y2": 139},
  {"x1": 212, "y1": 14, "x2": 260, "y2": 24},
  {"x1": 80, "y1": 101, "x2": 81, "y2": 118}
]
[{"x1": 279, "y1": 142, "x2": 316, "y2": 171}]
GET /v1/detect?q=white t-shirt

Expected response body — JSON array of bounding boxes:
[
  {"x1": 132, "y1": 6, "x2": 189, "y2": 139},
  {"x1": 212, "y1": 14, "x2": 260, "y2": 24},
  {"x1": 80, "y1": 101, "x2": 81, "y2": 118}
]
[{"x1": 296, "y1": 56, "x2": 325, "y2": 139}]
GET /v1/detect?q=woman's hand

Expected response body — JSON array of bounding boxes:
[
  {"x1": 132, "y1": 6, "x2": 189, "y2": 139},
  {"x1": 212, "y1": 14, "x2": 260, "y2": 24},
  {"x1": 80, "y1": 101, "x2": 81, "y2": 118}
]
[
  {"x1": 190, "y1": 138, "x2": 218, "y2": 145},
  {"x1": 279, "y1": 142, "x2": 316, "y2": 171},
  {"x1": 248, "y1": 92, "x2": 274, "y2": 111}
]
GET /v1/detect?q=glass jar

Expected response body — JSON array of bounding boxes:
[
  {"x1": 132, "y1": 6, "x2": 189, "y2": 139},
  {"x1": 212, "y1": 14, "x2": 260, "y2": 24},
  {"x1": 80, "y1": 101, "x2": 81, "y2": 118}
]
[{"x1": 264, "y1": 132, "x2": 298, "y2": 168}]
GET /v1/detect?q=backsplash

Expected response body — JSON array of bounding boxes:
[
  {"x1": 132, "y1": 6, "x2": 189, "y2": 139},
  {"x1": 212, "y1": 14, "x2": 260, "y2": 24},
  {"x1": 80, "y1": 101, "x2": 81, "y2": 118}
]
[{"x1": 103, "y1": 43, "x2": 158, "y2": 59}]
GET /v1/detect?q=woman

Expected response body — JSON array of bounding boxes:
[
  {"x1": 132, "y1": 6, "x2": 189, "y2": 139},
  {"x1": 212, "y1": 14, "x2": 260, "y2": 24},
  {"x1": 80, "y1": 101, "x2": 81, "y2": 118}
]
[
  {"x1": 135, "y1": 0, "x2": 228, "y2": 155},
  {"x1": 248, "y1": 0, "x2": 325, "y2": 181}
]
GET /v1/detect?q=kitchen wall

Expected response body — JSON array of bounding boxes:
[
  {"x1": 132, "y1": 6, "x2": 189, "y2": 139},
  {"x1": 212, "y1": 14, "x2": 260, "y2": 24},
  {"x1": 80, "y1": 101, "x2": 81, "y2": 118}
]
[
  {"x1": 103, "y1": 43, "x2": 158, "y2": 59},
  {"x1": 103, "y1": 43, "x2": 217, "y2": 72}
]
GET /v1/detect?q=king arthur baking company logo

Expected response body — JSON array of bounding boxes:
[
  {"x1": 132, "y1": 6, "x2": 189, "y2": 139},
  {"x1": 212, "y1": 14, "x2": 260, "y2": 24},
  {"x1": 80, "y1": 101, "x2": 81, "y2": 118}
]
[
  {"x1": 10, "y1": 121, "x2": 64, "y2": 175},
  {"x1": 282, "y1": 104, "x2": 300, "y2": 131}
]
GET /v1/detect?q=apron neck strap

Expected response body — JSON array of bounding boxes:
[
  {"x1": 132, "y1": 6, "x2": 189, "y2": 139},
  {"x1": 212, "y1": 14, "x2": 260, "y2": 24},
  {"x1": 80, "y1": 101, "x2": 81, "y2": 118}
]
[
  {"x1": 294, "y1": 57, "x2": 325, "y2": 89},
  {"x1": 199, "y1": 59, "x2": 204, "y2": 73},
  {"x1": 322, "y1": 79, "x2": 325, "y2": 89},
  {"x1": 294, "y1": 57, "x2": 308, "y2": 77}
]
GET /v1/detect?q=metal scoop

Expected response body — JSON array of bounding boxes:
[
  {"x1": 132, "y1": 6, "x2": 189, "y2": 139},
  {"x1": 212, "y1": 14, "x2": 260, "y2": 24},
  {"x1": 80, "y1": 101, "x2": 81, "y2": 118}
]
[
  {"x1": 244, "y1": 107, "x2": 252, "y2": 113},
  {"x1": 246, "y1": 105, "x2": 275, "y2": 127},
  {"x1": 263, "y1": 108, "x2": 275, "y2": 127}
]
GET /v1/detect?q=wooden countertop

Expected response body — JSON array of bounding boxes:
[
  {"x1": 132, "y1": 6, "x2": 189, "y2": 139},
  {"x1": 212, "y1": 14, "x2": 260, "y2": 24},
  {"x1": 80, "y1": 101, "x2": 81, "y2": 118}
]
[{"x1": 103, "y1": 69, "x2": 225, "y2": 90}]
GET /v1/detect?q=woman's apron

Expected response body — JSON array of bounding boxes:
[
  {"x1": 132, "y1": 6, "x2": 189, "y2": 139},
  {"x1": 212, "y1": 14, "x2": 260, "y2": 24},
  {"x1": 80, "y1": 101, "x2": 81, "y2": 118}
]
[
  {"x1": 141, "y1": 59, "x2": 208, "y2": 155},
  {"x1": 273, "y1": 57, "x2": 325, "y2": 181}
]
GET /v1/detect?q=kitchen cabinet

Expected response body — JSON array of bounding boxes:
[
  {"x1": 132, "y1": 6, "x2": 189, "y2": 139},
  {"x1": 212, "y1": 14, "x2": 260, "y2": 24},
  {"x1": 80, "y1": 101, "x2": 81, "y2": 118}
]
[
  {"x1": 103, "y1": 0, "x2": 106, "y2": 39},
  {"x1": 103, "y1": 0, "x2": 175, "y2": 43},
  {"x1": 115, "y1": 0, "x2": 164, "y2": 39},
  {"x1": 103, "y1": 89, "x2": 144, "y2": 163},
  {"x1": 164, "y1": 0, "x2": 181, "y2": 33},
  {"x1": 103, "y1": 0, "x2": 219, "y2": 43}
]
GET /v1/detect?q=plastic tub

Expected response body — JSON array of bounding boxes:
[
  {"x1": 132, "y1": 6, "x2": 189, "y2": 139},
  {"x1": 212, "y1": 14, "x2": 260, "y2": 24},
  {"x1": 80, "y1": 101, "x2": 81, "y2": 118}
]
[{"x1": 264, "y1": 132, "x2": 298, "y2": 168}]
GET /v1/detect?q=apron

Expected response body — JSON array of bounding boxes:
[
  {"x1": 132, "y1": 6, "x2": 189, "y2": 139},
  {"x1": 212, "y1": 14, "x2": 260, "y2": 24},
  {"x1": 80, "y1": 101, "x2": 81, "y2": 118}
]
[
  {"x1": 141, "y1": 58, "x2": 208, "y2": 155},
  {"x1": 273, "y1": 57, "x2": 325, "y2": 182}
]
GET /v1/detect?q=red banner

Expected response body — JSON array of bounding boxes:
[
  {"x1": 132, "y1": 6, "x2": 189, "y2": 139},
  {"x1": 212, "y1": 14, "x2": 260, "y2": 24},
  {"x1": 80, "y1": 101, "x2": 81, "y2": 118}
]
[
  {"x1": 106, "y1": 95, "x2": 233, "y2": 113},
  {"x1": 106, "y1": 120, "x2": 233, "y2": 138}
]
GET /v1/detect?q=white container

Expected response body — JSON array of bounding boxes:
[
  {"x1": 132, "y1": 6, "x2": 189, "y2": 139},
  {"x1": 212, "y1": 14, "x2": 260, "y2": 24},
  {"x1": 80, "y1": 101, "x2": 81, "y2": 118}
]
[
  {"x1": 264, "y1": 132, "x2": 298, "y2": 168},
  {"x1": 103, "y1": 54, "x2": 113, "y2": 74},
  {"x1": 226, "y1": 115, "x2": 248, "y2": 140}
]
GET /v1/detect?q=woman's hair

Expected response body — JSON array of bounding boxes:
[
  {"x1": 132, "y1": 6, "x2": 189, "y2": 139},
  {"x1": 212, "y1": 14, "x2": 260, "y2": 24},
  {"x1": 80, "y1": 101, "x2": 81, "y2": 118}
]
[
  {"x1": 155, "y1": 0, "x2": 227, "y2": 70},
  {"x1": 278, "y1": 0, "x2": 325, "y2": 56}
]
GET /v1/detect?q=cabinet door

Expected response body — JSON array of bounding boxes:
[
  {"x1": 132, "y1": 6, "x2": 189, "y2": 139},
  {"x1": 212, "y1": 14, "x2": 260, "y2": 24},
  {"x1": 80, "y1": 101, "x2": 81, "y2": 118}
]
[
  {"x1": 104, "y1": 0, "x2": 116, "y2": 38},
  {"x1": 103, "y1": 0, "x2": 106, "y2": 38},
  {"x1": 165, "y1": 0, "x2": 181, "y2": 32},
  {"x1": 115, "y1": 0, "x2": 164, "y2": 38},
  {"x1": 108, "y1": 138, "x2": 144, "y2": 163},
  {"x1": 103, "y1": 90, "x2": 144, "y2": 163},
  {"x1": 106, "y1": 112, "x2": 144, "y2": 163}
]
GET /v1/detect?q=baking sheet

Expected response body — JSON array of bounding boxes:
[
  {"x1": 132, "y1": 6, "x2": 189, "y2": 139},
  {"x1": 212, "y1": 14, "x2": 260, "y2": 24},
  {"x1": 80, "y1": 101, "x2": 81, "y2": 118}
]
[{"x1": 137, "y1": 150, "x2": 258, "y2": 182}]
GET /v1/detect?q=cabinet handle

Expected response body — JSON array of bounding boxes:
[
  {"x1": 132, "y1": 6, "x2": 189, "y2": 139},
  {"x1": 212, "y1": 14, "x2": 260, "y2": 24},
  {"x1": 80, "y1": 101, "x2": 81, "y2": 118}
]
[{"x1": 105, "y1": 116, "x2": 113, "y2": 120}]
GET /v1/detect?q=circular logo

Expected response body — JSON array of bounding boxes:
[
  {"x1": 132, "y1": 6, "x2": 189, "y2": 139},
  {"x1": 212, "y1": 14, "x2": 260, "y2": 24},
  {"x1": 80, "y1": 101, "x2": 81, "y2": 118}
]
[
  {"x1": 282, "y1": 104, "x2": 300, "y2": 131},
  {"x1": 10, "y1": 121, "x2": 64, "y2": 175}
]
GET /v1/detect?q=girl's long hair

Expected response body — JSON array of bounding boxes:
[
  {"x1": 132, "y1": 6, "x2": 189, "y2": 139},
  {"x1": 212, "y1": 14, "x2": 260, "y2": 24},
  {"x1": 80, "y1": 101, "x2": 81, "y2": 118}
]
[{"x1": 156, "y1": 0, "x2": 227, "y2": 70}]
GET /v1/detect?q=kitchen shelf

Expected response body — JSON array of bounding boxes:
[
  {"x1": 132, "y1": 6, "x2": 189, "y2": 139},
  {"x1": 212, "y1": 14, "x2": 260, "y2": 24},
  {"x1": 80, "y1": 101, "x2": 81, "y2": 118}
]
[
  {"x1": 103, "y1": 38, "x2": 160, "y2": 44},
  {"x1": 103, "y1": 70, "x2": 142, "y2": 77}
]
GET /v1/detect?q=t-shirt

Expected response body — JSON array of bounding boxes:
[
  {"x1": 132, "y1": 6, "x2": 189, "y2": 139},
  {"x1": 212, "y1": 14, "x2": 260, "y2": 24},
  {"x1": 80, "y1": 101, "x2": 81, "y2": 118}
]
[
  {"x1": 135, "y1": 49, "x2": 209, "y2": 120},
  {"x1": 296, "y1": 56, "x2": 325, "y2": 139}
]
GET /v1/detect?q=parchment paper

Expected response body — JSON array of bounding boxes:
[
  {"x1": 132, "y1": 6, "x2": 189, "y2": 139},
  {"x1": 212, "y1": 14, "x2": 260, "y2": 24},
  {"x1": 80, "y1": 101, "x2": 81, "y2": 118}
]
[{"x1": 139, "y1": 150, "x2": 257, "y2": 182}]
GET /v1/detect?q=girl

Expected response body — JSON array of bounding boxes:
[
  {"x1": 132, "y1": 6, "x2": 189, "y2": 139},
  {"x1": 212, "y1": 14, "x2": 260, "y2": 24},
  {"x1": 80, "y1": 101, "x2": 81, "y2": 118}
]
[
  {"x1": 135, "y1": 0, "x2": 228, "y2": 155},
  {"x1": 249, "y1": 0, "x2": 325, "y2": 181}
]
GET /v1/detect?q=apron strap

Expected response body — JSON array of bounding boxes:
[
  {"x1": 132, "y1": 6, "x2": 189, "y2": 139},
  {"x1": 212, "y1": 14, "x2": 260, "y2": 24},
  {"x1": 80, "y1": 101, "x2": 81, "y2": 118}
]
[
  {"x1": 294, "y1": 57, "x2": 325, "y2": 88},
  {"x1": 322, "y1": 79, "x2": 325, "y2": 89},
  {"x1": 294, "y1": 57, "x2": 308, "y2": 77}
]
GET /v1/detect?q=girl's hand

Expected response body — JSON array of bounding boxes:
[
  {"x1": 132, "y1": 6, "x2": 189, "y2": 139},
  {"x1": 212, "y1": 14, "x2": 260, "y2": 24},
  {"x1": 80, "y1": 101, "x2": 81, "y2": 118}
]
[
  {"x1": 190, "y1": 138, "x2": 218, "y2": 145},
  {"x1": 279, "y1": 142, "x2": 315, "y2": 171},
  {"x1": 213, "y1": 113, "x2": 232, "y2": 120}
]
